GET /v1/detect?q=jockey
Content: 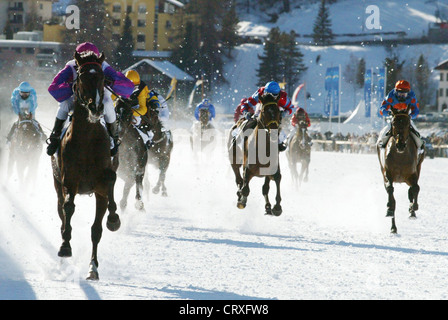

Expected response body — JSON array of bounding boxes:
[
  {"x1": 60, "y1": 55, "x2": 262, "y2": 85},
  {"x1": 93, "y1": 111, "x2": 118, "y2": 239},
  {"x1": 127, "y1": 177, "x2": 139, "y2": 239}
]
[
  {"x1": 46, "y1": 42, "x2": 134, "y2": 156},
  {"x1": 150, "y1": 89, "x2": 172, "y2": 143},
  {"x1": 289, "y1": 107, "x2": 312, "y2": 146},
  {"x1": 377, "y1": 80, "x2": 424, "y2": 152},
  {"x1": 240, "y1": 81, "x2": 293, "y2": 151},
  {"x1": 194, "y1": 98, "x2": 216, "y2": 122},
  {"x1": 233, "y1": 98, "x2": 253, "y2": 123},
  {"x1": 121, "y1": 69, "x2": 163, "y2": 149},
  {"x1": 6, "y1": 81, "x2": 46, "y2": 143}
]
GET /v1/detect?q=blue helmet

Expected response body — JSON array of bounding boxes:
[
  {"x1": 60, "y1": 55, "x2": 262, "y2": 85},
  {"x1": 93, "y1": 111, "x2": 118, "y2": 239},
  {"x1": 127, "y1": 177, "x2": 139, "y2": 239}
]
[
  {"x1": 201, "y1": 98, "x2": 209, "y2": 106},
  {"x1": 18, "y1": 81, "x2": 33, "y2": 93},
  {"x1": 264, "y1": 81, "x2": 280, "y2": 95}
]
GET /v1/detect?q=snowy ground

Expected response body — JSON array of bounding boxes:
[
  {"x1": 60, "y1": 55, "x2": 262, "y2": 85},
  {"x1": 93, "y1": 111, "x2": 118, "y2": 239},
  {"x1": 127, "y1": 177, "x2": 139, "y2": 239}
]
[{"x1": 1, "y1": 110, "x2": 448, "y2": 300}]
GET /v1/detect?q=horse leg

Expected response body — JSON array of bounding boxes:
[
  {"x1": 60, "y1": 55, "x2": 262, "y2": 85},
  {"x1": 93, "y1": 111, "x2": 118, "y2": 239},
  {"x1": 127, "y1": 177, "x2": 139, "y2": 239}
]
[
  {"x1": 86, "y1": 193, "x2": 108, "y2": 281},
  {"x1": 408, "y1": 181, "x2": 420, "y2": 219},
  {"x1": 385, "y1": 180, "x2": 397, "y2": 233},
  {"x1": 262, "y1": 177, "x2": 272, "y2": 215},
  {"x1": 160, "y1": 169, "x2": 168, "y2": 197},
  {"x1": 272, "y1": 171, "x2": 282, "y2": 216},
  {"x1": 104, "y1": 169, "x2": 120, "y2": 232},
  {"x1": 58, "y1": 192, "x2": 75, "y2": 257},
  {"x1": 120, "y1": 178, "x2": 133, "y2": 210},
  {"x1": 237, "y1": 168, "x2": 253, "y2": 209},
  {"x1": 135, "y1": 173, "x2": 145, "y2": 211}
]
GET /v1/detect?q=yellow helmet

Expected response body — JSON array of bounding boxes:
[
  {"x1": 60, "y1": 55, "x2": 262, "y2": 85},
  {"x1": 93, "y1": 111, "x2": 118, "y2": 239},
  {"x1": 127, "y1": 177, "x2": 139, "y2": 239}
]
[{"x1": 125, "y1": 70, "x2": 140, "y2": 86}]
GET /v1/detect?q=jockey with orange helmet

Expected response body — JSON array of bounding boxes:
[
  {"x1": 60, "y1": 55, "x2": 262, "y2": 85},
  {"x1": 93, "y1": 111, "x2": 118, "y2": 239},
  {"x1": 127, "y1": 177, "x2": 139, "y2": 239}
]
[{"x1": 377, "y1": 80, "x2": 423, "y2": 151}]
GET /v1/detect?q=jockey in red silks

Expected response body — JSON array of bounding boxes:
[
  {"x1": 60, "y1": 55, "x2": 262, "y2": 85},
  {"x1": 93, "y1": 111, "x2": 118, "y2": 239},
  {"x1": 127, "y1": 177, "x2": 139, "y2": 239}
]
[
  {"x1": 233, "y1": 98, "x2": 253, "y2": 123},
  {"x1": 288, "y1": 107, "x2": 312, "y2": 146},
  {"x1": 46, "y1": 42, "x2": 134, "y2": 156},
  {"x1": 377, "y1": 80, "x2": 424, "y2": 152},
  {"x1": 239, "y1": 81, "x2": 293, "y2": 152}
]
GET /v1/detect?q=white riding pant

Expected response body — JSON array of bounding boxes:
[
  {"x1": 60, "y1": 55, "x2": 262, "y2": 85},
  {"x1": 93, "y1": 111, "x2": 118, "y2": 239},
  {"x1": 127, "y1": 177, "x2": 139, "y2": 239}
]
[{"x1": 56, "y1": 90, "x2": 116, "y2": 124}]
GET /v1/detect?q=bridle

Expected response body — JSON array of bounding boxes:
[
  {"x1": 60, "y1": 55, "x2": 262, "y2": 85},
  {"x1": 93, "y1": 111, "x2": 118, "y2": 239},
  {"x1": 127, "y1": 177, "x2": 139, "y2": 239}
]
[
  {"x1": 74, "y1": 61, "x2": 104, "y2": 108},
  {"x1": 258, "y1": 101, "x2": 280, "y2": 130}
]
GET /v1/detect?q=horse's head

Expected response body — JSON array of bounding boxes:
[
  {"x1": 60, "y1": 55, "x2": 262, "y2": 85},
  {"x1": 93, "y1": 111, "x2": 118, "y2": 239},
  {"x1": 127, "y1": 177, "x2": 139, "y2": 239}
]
[
  {"x1": 74, "y1": 51, "x2": 106, "y2": 122},
  {"x1": 199, "y1": 108, "x2": 210, "y2": 126},
  {"x1": 259, "y1": 101, "x2": 280, "y2": 131},
  {"x1": 391, "y1": 106, "x2": 411, "y2": 152}
]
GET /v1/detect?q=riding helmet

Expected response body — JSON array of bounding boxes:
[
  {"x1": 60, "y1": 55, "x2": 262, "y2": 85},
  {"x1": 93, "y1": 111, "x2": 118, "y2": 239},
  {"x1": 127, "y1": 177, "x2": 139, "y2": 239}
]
[
  {"x1": 264, "y1": 81, "x2": 281, "y2": 95},
  {"x1": 125, "y1": 70, "x2": 141, "y2": 86}
]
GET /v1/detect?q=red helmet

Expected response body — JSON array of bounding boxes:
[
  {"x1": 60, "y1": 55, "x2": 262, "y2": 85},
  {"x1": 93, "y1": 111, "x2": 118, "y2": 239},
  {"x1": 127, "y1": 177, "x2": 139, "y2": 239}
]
[{"x1": 395, "y1": 80, "x2": 411, "y2": 92}]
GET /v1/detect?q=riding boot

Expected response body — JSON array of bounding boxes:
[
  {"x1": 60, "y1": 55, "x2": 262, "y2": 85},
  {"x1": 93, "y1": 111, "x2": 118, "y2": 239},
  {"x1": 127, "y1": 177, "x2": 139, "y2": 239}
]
[
  {"x1": 106, "y1": 121, "x2": 120, "y2": 157},
  {"x1": 278, "y1": 142, "x2": 287, "y2": 152},
  {"x1": 46, "y1": 118, "x2": 65, "y2": 156}
]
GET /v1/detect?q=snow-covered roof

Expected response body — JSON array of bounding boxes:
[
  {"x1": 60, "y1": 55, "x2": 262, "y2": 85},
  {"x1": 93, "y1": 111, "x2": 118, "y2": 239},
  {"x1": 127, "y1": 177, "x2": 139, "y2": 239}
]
[
  {"x1": 166, "y1": 0, "x2": 184, "y2": 8},
  {"x1": 435, "y1": 59, "x2": 448, "y2": 70},
  {"x1": 124, "y1": 59, "x2": 194, "y2": 82}
]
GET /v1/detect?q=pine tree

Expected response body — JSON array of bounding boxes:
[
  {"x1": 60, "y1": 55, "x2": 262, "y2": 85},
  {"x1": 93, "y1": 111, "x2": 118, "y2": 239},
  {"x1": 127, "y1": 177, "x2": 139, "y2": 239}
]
[
  {"x1": 256, "y1": 27, "x2": 283, "y2": 86},
  {"x1": 384, "y1": 53, "x2": 405, "y2": 92},
  {"x1": 414, "y1": 54, "x2": 431, "y2": 111},
  {"x1": 280, "y1": 31, "x2": 307, "y2": 96},
  {"x1": 356, "y1": 58, "x2": 366, "y2": 89},
  {"x1": 221, "y1": 1, "x2": 240, "y2": 57},
  {"x1": 112, "y1": 13, "x2": 134, "y2": 70},
  {"x1": 312, "y1": 0, "x2": 334, "y2": 46}
]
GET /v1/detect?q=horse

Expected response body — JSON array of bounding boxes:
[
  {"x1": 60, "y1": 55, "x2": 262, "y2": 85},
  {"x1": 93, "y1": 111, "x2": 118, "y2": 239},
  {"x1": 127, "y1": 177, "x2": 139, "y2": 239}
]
[
  {"x1": 51, "y1": 51, "x2": 121, "y2": 280},
  {"x1": 377, "y1": 106, "x2": 425, "y2": 234},
  {"x1": 190, "y1": 108, "x2": 216, "y2": 153},
  {"x1": 115, "y1": 98, "x2": 148, "y2": 210},
  {"x1": 286, "y1": 120, "x2": 311, "y2": 186},
  {"x1": 7, "y1": 111, "x2": 44, "y2": 187},
  {"x1": 146, "y1": 103, "x2": 173, "y2": 197},
  {"x1": 228, "y1": 95, "x2": 282, "y2": 216}
]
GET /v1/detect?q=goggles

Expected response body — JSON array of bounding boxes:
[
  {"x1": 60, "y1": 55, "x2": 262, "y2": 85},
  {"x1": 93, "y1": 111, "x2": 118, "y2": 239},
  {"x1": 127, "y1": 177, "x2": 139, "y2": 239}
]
[
  {"x1": 396, "y1": 90, "x2": 408, "y2": 99},
  {"x1": 19, "y1": 91, "x2": 30, "y2": 99},
  {"x1": 263, "y1": 91, "x2": 279, "y2": 99}
]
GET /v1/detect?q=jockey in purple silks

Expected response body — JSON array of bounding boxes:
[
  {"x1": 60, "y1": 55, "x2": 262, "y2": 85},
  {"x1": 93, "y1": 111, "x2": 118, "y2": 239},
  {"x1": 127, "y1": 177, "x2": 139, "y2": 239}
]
[{"x1": 46, "y1": 42, "x2": 134, "y2": 156}]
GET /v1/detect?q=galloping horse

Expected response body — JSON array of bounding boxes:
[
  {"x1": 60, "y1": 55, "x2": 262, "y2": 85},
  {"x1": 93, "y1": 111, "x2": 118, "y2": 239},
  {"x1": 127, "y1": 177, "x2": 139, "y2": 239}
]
[
  {"x1": 190, "y1": 108, "x2": 216, "y2": 153},
  {"x1": 228, "y1": 95, "x2": 282, "y2": 216},
  {"x1": 287, "y1": 120, "x2": 311, "y2": 186},
  {"x1": 51, "y1": 51, "x2": 121, "y2": 280},
  {"x1": 8, "y1": 111, "x2": 44, "y2": 186},
  {"x1": 115, "y1": 98, "x2": 148, "y2": 210},
  {"x1": 146, "y1": 103, "x2": 173, "y2": 197},
  {"x1": 377, "y1": 106, "x2": 425, "y2": 234}
]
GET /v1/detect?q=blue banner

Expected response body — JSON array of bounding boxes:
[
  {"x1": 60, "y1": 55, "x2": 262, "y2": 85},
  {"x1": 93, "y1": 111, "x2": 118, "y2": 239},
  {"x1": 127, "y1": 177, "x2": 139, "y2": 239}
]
[
  {"x1": 364, "y1": 69, "x2": 372, "y2": 117},
  {"x1": 324, "y1": 68, "x2": 332, "y2": 115},
  {"x1": 332, "y1": 66, "x2": 340, "y2": 116},
  {"x1": 376, "y1": 67, "x2": 386, "y2": 117}
]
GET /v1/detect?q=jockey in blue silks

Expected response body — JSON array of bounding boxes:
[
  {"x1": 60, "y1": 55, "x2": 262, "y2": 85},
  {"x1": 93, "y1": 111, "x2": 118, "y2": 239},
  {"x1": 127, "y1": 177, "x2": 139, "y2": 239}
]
[
  {"x1": 6, "y1": 81, "x2": 46, "y2": 143},
  {"x1": 194, "y1": 99, "x2": 216, "y2": 122}
]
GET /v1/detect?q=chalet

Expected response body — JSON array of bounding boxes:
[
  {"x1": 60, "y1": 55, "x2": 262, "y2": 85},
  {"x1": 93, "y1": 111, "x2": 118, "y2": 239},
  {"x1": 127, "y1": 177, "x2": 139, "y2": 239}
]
[{"x1": 435, "y1": 59, "x2": 448, "y2": 113}]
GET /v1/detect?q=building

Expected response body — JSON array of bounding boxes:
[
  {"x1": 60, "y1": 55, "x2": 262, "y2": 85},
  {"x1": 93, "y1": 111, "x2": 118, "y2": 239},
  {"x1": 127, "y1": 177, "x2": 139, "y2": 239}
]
[
  {"x1": 105, "y1": 0, "x2": 188, "y2": 52},
  {"x1": 435, "y1": 59, "x2": 448, "y2": 113},
  {"x1": 0, "y1": 0, "x2": 54, "y2": 34}
]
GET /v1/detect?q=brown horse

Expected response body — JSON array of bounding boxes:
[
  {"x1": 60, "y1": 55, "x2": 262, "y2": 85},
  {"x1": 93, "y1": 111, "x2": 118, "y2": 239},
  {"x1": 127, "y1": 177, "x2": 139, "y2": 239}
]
[
  {"x1": 8, "y1": 112, "x2": 44, "y2": 186},
  {"x1": 51, "y1": 51, "x2": 121, "y2": 280},
  {"x1": 228, "y1": 95, "x2": 282, "y2": 216},
  {"x1": 377, "y1": 106, "x2": 425, "y2": 234},
  {"x1": 146, "y1": 103, "x2": 173, "y2": 197},
  {"x1": 287, "y1": 120, "x2": 311, "y2": 186},
  {"x1": 115, "y1": 98, "x2": 148, "y2": 210}
]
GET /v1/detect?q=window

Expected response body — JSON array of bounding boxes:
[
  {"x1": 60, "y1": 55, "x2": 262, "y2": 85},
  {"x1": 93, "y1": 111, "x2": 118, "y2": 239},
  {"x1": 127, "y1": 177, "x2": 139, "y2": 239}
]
[
  {"x1": 165, "y1": 21, "x2": 172, "y2": 29},
  {"x1": 113, "y1": 19, "x2": 121, "y2": 26},
  {"x1": 138, "y1": 5, "x2": 147, "y2": 14},
  {"x1": 113, "y1": 4, "x2": 121, "y2": 13},
  {"x1": 138, "y1": 19, "x2": 146, "y2": 27},
  {"x1": 127, "y1": 5, "x2": 132, "y2": 13},
  {"x1": 440, "y1": 88, "x2": 444, "y2": 97},
  {"x1": 25, "y1": 47, "x2": 35, "y2": 54},
  {"x1": 446, "y1": 88, "x2": 448, "y2": 97},
  {"x1": 137, "y1": 34, "x2": 146, "y2": 43},
  {"x1": 441, "y1": 73, "x2": 444, "y2": 82}
]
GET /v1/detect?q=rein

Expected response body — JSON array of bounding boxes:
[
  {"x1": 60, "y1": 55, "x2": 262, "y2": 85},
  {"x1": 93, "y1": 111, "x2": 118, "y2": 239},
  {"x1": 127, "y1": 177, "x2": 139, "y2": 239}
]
[{"x1": 258, "y1": 102, "x2": 280, "y2": 130}]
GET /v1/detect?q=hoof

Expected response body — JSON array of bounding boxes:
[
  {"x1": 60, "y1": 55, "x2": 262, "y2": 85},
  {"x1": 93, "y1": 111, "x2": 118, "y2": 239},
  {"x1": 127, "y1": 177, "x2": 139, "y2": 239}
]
[
  {"x1": 152, "y1": 187, "x2": 160, "y2": 194},
  {"x1": 119, "y1": 199, "x2": 127, "y2": 211},
  {"x1": 162, "y1": 191, "x2": 168, "y2": 197},
  {"x1": 86, "y1": 262, "x2": 99, "y2": 281},
  {"x1": 237, "y1": 202, "x2": 246, "y2": 209},
  {"x1": 107, "y1": 214, "x2": 121, "y2": 232},
  {"x1": 58, "y1": 245, "x2": 72, "y2": 257},
  {"x1": 390, "y1": 228, "x2": 397, "y2": 234},
  {"x1": 135, "y1": 200, "x2": 144, "y2": 211},
  {"x1": 385, "y1": 210, "x2": 394, "y2": 217},
  {"x1": 409, "y1": 211, "x2": 417, "y2": 220},
  {"x1": 272, "y1": 205, "x2": 282, "y2": 216}
]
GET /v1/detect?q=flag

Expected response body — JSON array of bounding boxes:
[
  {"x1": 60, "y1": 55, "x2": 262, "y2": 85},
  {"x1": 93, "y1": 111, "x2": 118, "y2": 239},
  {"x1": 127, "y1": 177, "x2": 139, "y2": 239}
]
[
  {"x1": 331, "y1": 66, "x2": 340, "y2": 116},
  {"x1": 292, "y1": 83, "x2": 305, "y2": 106},
  {"x1": 364, "y1": 69, "x2": 372, "y2": 117},
  {"x1": 188, "y1": 79, "x2": 203, "y2": 109},
  {"x1": 324, "y1": 68, "x2": 332, "y2": 115}
]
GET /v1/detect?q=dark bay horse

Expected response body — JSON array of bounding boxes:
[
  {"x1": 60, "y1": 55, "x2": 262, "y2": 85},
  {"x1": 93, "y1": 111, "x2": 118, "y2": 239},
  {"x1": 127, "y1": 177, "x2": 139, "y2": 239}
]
[
  {"x1": 115, "y1": 99, "x2": 148, "y2": 210},
  {"x1": 228, "y1": 96, "x2": 282, "y2": 216},
  {"x1": 8, "y1": 112, "x2": 44, "y2": 186},
  {"x1": 377, "y1": 106, "x2": 425, "y2": 234},
  {"x1": 146, "y1": 104, "x2": 173, "y2": 197},
  {"x1": 287, "y1": 120, "x2": 311, "y2": 186},
  {"x1": 51, "y1": 51, "x2": 120, "y2": 280}
]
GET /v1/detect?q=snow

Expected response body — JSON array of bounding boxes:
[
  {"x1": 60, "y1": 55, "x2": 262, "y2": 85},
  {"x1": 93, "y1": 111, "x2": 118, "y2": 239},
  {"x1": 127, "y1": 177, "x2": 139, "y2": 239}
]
[{"x1": 1, "y1": 99, "x2": 448, "y2": 300}]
